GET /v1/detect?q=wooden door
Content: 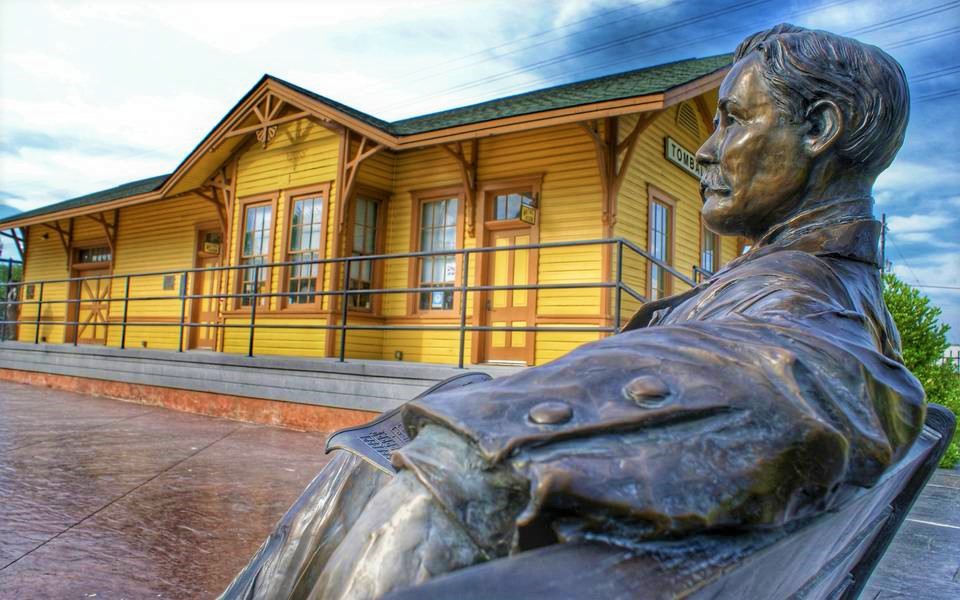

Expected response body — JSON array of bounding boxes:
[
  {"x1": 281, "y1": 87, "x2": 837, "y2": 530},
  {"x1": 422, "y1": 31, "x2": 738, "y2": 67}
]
[
  {"x1": 189, "y1": 231, "x2": 222, "y2": 350},
  {"x1": 69, "y1": 268, "x2": 111, "y2": 345},
  {"x1": 481, "y1": 228, "x2": 534, "y2": 364}
]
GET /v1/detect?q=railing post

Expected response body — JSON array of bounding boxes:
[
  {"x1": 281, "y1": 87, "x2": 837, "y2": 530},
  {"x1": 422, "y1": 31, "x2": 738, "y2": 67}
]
[
  {"x1": 120, "y1": 275, "x2": 131, "y2": 350},
  {"x1": 457, "y1": 250, "x2": 470, "y2": 368},
  {"x1": 178, "y1": 272, "x2": 188, "y2": 352},
  {"x1": 339, "y1": 259, "x2": 350, "y2": 362},
  {"x1": 34, "y1": 282, "x2": 44, "y2": 344},
  {"x1": 73, "y1": 276, "x2": 80, "y2": 346},
  {"x1": 614, "y1": 241, "x2": 623, "y2": 334},
  {"x1": 248, "y1": 265, "x2": 259, "y2": 358}
]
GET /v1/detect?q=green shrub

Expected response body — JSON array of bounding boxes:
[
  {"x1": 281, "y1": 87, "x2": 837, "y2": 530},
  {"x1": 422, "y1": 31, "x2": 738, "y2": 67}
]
[{"x1": 882, "y1": 273, "x2": 959, "y2": 468}]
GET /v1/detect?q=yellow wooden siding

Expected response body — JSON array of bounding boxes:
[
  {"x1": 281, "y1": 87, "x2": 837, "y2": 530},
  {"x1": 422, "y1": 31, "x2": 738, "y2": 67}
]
[
  {"x1": 106, "y1": 194, "x2": 219, "y2": 350},
  {"x1": 614, "y1": 93, "x2": 736, "y2": 323},
  {"x1": 18, "y1": 225, "x2": 69, "y2": 343},
  {"x1": 17, "y1": 94, "x2": 747, "y2": 367},
  {"x1": 17, "y1": 195, "x2": 219, "y2": 348},
  {"x1": 221, "y1": 119, "x2": 339, "y2": 356},
  {"x1": 376, "y1": 123, "x2": 603, "y2": 365}
]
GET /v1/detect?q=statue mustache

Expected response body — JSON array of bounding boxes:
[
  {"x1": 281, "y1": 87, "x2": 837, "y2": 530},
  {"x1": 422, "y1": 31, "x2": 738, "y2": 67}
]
[{"x1": 700, "y1": 169, "x2": 730, "y2": 193}]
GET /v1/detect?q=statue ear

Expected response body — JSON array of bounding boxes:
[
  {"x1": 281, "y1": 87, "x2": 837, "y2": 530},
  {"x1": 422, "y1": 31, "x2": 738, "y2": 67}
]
[{"x1": 804, "y1": 100, "x2": 843, "y2": 157}]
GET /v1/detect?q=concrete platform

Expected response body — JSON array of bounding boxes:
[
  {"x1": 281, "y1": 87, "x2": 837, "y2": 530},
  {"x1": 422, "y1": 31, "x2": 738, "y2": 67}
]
[
  {"x1": 0, "y1": 380, "x2": 956, "y2": 599},
  {"x1": 0, "y1": 341, "x2": 520, "y2": 415}
]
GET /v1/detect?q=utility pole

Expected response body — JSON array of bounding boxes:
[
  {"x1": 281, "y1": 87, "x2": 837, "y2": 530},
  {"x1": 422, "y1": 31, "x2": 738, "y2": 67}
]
[{"x1": 880, "y1": 213, "x2": 887, "y2": 278}]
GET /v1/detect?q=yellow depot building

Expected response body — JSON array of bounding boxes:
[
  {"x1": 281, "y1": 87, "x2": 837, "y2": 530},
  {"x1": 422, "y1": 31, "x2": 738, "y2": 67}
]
[{"x1": 1, "y1": 55, "x2": 740, "y2": 372}]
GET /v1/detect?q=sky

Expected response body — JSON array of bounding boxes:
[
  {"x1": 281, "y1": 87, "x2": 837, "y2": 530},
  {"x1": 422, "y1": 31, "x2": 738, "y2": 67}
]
[{"x1": 0, "y1": 0, "x2": 958, "y2": 337}]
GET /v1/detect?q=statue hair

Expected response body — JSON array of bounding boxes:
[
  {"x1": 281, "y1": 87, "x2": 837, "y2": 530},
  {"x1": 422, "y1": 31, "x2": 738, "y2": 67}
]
[{"x1": 734, "y1": 23, "x2": 909, "y2": 177}]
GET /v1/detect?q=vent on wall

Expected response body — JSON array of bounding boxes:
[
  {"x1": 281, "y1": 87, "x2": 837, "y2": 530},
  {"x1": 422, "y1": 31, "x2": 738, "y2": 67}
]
[{"x1": 676, "y1": 102, "x2": 701, "y2": 138}]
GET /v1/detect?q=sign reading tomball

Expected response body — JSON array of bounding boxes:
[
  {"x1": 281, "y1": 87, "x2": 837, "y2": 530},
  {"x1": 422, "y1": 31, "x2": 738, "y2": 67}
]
[{"x1": 664, "y1": 137, "x2": 704, "y2": 180}]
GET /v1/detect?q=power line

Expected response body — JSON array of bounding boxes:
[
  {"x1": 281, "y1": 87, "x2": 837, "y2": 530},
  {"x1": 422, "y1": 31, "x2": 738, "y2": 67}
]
[
  {"x1": 910, "y1": 64, "x2": 960, "y2": 82},
  {"x1": 885, "y1": 25, "x2": 960, "y2": 50},
  {"x1": 443, "y1": 0, "x2": 859, "y2": 107},
  {"x1": 403, "y1": 0, "x2": 956, "y2": 116},
  {"x1": 371, "y1": 0, "x2": 675, "y2": 95},
  {"x1": 887, "y1": 233, "x2": 924, "y2": 287},
  {"x1": 375, "y1": 0, "x2": 774, "y2": 114},
  {"x1": 915, "y1": 87, "x2": 960, "y2": 102},
  {"x1": 361, "y1": 0, "x2": 663, "y2": 94},
  {"x1": 845, "y1": 0, "x2": 960, "y2": 36},
  {"x1": 377, "y1": 0, "x2": 959, "y2": 117},
  {"x1": 912, "y1": 284, "x2": 960, "y2": 290}
]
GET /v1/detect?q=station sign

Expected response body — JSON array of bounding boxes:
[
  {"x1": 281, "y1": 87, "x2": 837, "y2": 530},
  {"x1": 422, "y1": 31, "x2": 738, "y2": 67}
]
[{"x1": 664, "y1": 137, "x2": 704, "y2": 180}]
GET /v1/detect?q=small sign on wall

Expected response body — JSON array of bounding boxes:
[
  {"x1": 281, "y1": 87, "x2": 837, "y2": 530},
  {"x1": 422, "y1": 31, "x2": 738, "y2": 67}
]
[
  {"x1": 664, "y1": 137, "x2": 704, "y2": 180},
  {"x1": 520, "y1": 205, "x2": 537, "y2": 225}
]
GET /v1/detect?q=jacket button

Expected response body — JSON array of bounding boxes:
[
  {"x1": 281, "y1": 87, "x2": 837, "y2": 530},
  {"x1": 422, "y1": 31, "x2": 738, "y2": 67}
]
[
  {"x1": 528, "y1": 401, "x2": 572, "y2": 425},
  {"x1": 623, "y1": 375, "x2": 670, "y2": 407}
]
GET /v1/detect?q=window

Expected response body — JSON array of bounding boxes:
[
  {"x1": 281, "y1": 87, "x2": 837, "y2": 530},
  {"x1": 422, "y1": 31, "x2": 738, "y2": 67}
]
[
  {"x1": 648, "y1": 194, "x2": 673, "y2": 301},
  {"x1": 701, "y1": 225, "x2": 719, "y2": 275},
  {"x1": 492, "y1": 191, "x2": 535, "y2": 221},
  {"x1": 285, "y1": 193, "x2": 324, "y2": 305},
  {"x1": 238, "y1": 202, "x2": 273, "y2": 307},
  {"x1": 417, "y1": 197, "x2": 458, "y2": 311},
  {"x1": 349, "y1": 196, "x2": 381, "y2": 310},
  {"x1": 75, "y1": 246, "x2": 111, "y2": 264}
]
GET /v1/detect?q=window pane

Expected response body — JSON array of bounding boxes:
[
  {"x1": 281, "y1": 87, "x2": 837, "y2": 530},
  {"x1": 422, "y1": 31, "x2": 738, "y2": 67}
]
[
  {"x1": 508, "y1": 194, "x2": 520, "y2": 219},
  {"x1": 445, "y1": 198, "x2": 457, "y2": 225}
]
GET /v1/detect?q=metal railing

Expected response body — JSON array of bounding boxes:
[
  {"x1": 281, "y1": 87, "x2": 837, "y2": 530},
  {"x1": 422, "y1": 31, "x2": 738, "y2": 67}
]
[
  {"x1": 0, "y1": 238, "x2": 697, "y2": 368},
  {"x1": 0, "y1": 257, "x2": 23, "y2": 342},
  {"x1": 942, "y1": 354, "x2": 960, "y2": 374}
]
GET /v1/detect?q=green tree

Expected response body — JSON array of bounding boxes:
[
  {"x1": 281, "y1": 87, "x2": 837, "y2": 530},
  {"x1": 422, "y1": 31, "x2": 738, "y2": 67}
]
[{"x1": 883, "y1": 273, "x2": 959, "y2": 468}]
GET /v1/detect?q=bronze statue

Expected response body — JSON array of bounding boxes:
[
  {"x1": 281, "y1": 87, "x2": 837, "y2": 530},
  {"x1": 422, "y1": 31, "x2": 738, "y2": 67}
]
[{"x1": 221, "y1": 24, "x2": 924, "y2": 600}]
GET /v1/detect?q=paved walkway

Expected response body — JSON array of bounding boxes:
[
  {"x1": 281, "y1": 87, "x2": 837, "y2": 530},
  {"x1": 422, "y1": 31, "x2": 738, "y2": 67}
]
[
  {"x1": 0, "y1": 380, "x2": 957, "y2": 599},
  {"x1": 0, "y1": 381, "x2": 330, "y2": 599}
]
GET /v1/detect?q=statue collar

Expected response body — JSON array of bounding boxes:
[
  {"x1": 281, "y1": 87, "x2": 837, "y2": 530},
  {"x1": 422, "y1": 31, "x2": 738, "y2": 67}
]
[{"x1": 724, "y1": 200, "x2": 881, "y2": 272}]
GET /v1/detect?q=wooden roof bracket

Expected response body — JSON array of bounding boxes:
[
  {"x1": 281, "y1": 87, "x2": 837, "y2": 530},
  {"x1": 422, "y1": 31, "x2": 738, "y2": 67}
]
[
  {"x1": 336, "y1": 129, "x2": 383, "y2": 234},
  {"x1": 441, "y1": 139, "x2": 479, "y2": 237},
  {"x1": 580, "y1": 113, "x2": 656, "y2": 231},
  {"x1": 221, "y1": 91, "x2": 310, "y2": 148},
  {"x1": 199, "y1": 164, "x2": 235, "y2": 237},
  {"x1": 86, "y1": 210, "x2": 119, "y2": 256},
  {"x1": 39, "y1": 218, "x2": 73, "y2": 261}
]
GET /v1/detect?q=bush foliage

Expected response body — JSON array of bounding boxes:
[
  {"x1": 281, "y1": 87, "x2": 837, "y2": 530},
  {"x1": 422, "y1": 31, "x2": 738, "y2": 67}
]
[{"x1": 883, "y1": 273, "x2": 959, "y2": 468}]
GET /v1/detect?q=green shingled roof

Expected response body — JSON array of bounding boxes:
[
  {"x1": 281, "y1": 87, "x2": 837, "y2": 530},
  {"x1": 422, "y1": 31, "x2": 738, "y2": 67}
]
[
  {"x1": 0, "y1": 175, "x2": 168, "y2": 226},
  {"x1": 386, "y1": 54, "x2": 732, "y2": 135},
  {"x1": 0, "y1": 54, "x2": 730, "y2": 227}
]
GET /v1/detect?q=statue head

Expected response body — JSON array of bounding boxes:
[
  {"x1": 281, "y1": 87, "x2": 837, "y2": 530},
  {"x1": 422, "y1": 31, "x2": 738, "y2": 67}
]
[{"x1": 696, "y1": 24, "x2": 909, "y2": 239}]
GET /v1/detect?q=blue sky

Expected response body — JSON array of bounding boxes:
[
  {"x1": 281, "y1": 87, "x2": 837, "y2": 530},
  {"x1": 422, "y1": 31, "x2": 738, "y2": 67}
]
[{"x1": 1, "y1": 0, "x2": 957, "y2": 337}]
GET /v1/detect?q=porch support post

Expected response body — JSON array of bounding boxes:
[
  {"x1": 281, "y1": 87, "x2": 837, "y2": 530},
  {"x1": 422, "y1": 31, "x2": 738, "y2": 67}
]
[
  {"x1": 326, "y1": 129, "x2": 383, "y2": 359},
  {"x1": 580, "y1": 112, "x2": 656, "y2": 329}
]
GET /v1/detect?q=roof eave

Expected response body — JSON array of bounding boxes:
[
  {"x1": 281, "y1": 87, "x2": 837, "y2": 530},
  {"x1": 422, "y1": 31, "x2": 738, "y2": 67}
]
[
  {"x1": 0, "y1": 65, "x2": 729, "y2": 230},
  {"x1": 0, "y1": 190, "x2": 164, "y2": 230}
]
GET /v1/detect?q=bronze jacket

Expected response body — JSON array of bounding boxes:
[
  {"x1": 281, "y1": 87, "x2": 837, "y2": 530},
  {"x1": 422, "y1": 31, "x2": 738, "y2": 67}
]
[{"x1": 401, "y1": 216, "x2": 926, "y2": 540}]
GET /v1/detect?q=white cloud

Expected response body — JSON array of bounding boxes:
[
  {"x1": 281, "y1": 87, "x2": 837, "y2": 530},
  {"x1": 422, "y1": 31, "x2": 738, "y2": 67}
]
[
  {"x1": 0, "y1": 147, "x2": 172, "y2": 211},
  {"x1": 802, "y1": 1, "x2": 881, "y2": 30},
  {"x1": 0, "y1": 92, "x2": 224, "y2": 155},
  {"x1": 3, "y1": 51, "x2": 87, "y2": 86},
  {"x1": 875, "y1": 160, "x2": 960, "y2": 193},
  {"x1": 887, "y1": 213, "x2": 955, "y2": 234},
  {"x1": 47, "y1": 0, "x2": 461, "y2": 55}
]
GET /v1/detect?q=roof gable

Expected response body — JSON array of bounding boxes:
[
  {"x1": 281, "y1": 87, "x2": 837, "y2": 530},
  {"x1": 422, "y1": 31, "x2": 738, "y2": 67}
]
[{"x1": 0, "y1": 54, "x2": 730, "y2": 228}]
